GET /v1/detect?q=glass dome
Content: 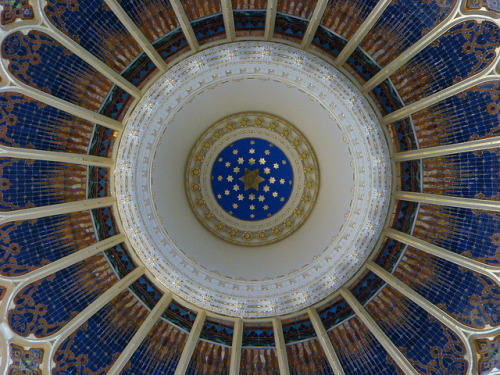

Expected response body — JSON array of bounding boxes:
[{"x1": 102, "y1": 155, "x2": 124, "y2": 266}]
[{"x1": 0, "y1": 0, "x2": 498, "y2": 374}]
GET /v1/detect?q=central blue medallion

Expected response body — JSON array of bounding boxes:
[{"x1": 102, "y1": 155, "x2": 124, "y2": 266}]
[{"x1": 211, "y1": 138, "x2": 294, "y2": 221}]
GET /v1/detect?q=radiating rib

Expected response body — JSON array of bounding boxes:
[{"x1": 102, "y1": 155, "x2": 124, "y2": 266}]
[
  {"x1": 265, "y1": 0, "x2": 279, "y2": 40},
  {"x1": 0, "y1": 197, "x2": 115, "y2": 226},
  {"x1": 50, "y1": 267, "x2": 144, "y2": 343},
  {"x1": 170, "y1": 0, "x2": 200, "y2": 51},
  {"x1": 335, "y1": 0, "x2": 394, "y2": 67},
  {"x1": 384, "y1": 228, "x2": 500, "y2": 277},
  {"x1": 394, "y1": 137, "x2": 500, "y2": 162},
  {"x1": 30, "y1": 26, "x2": 141, "y2": 97},
  {"x1": 222, "y1": 0, "x2": 236, "y2": 41},
  {"x1": 367, "y1": 261, "x2": 485, "y2": 338},
  {"x1": 0, "y1": 145, "x2": 113, "y2": 167},
  {"x1": 229, "y1": 318, "x2": 243, "y2": 375},
  {"x1": 307, "y1": 307, "x2": 345, "y2": 375},
  {"x1": 272, "y1": 317, "x2": 291, "y2": 375},
  {"x1": 301, "y1": 0, "x2": 329, "y2": 48},
  {"x1": 6, "y1": 234, "x2": 124, "y2": 283},
  {"x1": 0, "y1": 86, "x2": 122, "y2": 131},
  {"x1": 340, "y1": 288, "x2": 420, "y2": 375},
  {"x1": 174, "y1": 310, "x2": 206, "y2": 375},
  {"x1": 103, "y1": 0, "x2": 169, "y2": 72},
  {"x1": 361, "y1": 13, "x2": 463, "y2": 93},
  {"x1": 382, "y1": 75, "x2": 497, "y2": 124},
  {"x1": 394, "y1": 192, "x2": 500, "y2": 212},
  {"x1": 108, "y1": 291, "x2": 173, "y2": 374}
]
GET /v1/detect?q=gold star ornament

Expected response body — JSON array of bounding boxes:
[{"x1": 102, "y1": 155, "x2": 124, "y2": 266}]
[{"x1": 239, "y1": 168, "x2": 265, "y2": 191}]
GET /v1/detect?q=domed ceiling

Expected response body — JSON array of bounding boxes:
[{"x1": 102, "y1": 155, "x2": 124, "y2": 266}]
[{"x1": 0, "y1": 0, "x2": 498, "y2": 374}]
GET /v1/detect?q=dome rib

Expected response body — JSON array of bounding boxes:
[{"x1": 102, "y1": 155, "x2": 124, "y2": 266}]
[{"x1": 0, "y1": 0, "x2": 498, "y2": 374}]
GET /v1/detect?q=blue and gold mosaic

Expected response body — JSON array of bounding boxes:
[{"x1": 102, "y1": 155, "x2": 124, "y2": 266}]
[{"x1": 211, "y1": 138, "x2": 293, "y2": 221}]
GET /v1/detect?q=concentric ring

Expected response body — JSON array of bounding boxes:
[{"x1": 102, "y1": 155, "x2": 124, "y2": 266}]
[
  {"x1": 186, "y1": 113, "x2": 319, "y2": 246},
  {"x1": 115, "y1": 42, "x2": 391, "y2": 317}
]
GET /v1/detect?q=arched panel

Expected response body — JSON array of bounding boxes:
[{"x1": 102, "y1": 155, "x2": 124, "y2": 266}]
[
  {"x1": 318, "y1": 0, "x2": 379, "y2": 41},
  {"x1": 394, "y1": 246, "x2": 499, "y2": 329},
  {"x1": 0, "y1": 211, "x2": 96, "y2": 277},
  {"x1": 0, "y1": 92, "x2": 94, "y2": 153},
  {"x1": 118, "y1": 0, "x2": 180, "y2": 44},
  {"x1": 413, "y1": 204, "x2": 500, "y2": 266},
  {"x1": 121, "y1": 318, "x2": 188, "y2": 374},
  {"x1": 422, "y1": 149, "x2": 499, "y2": 200},
  {"x1": 53, "y1": 289, "x2": 149, "y2": 374},
  {"x1": 365, "y1": 283, "x2": 468, "y2": 375},
  {"x1": 287, "y1": 339, "x2": 335, "y2": 375},
  {"x1": 43, "y1": 0, "x2": 143, "y2": 74},
  {"x1": 0, "y1": 159, "x2": 88, "y2": 211},
  {"x1": 240, "y1": 347, "x2": 280, "y2": 374},
  {"x1": 390, "y1": 20, "x2": 500, "y2": 105},
  {"x1": 360, "y1": 0, "x2": 457, "y2": 67},
  {"x1": 406, "y1": 81, "x2": 500, "y2": 149},
  {"x1": 328, "y1": 316, "x2": 405, "y2": 375},
  {"x1": 8, "y1": 253, "x2": 118, "y2": 337},
  {"x1": 186, "y1": 340, "x2": 231, "y2": 375},
  {"x1": 1, "y1": 31, "x2": 113, "y2": 113}
]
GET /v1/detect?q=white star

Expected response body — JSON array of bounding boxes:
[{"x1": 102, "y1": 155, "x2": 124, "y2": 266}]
[
  {"x1": 272, "y1": 192, "x2": 278, "y2": 197},
  {"x1": 217, "y1": 194, "x2": 222, "y2": 199},
  {"x1": 259, "y1": 158, "x2": 266, "y2": 165},
  {"x1": 225, "y1": 162, "x2": 231, "y2": 167},
  {"x1": 227, "y1": 175, "x2": 233, "y2": 182},
  {"x1": 233, "y1": 149, "x2": 238, "y2": 155},
  {"x1": 258, "y1": 195, "x2": 265, "y2": 202},
  {"x1": 249, "y1": 194, "x2": 255, "y2": 200},
  {"x1": 238, "y1": 194, "x2": 244, "y2": 201},
  {"x1": 232, "y1": 203, "x2": 238, "y2": 209},
  {"x1": 269, "y1": 177, "x2": 276, "y2": 184},
  {"x1": 249, "y1": 158, "x2": 255, "y2": 165},
  {"x1": 233, "y1": 167, "x2": 240, "y2": 173},
  {"x1": 238, "y1": 157, "x2": 244, "y2": 164},
  {"x1": 225, "y1": 190, "x2": 230, "y2": 196},
  {"x1": 263, "y1": 205, "x2": 269, "y2": 210},
  {"x1": 249, "y1": 205, "x2": 255, "y2": 210},
  {"x1": 218, "y1": 175, "x2": 223, "y2": 181},
  {"x1": 264, "y1": 167, "x2": 271, "y2": 174},
  {"x1": 273, "y1": 163, "x2": 279, "y2": 169},
  {"x1": 249, "y1": 148, "x2": 255, "y2": 154},
  {"x1": 233, "y1": 184, "x2": 240, "y2": 191},
  {"x1": 265, "y1": 150, "x2": 270, "y2": 155},
  {"x1": 280, "y1": 178, "x2": 285, "y2": 184},
  {"x1": 263, "y1": 185, "x2": 270, "y2": 192}
]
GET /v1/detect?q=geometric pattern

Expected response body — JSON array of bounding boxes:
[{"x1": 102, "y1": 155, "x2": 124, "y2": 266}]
[{"x1": 8, "y1": 344, "x2": 43, "y2": 375}]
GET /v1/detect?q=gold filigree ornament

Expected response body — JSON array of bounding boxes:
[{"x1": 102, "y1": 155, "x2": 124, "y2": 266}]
[{"x1": 186, "y1": 113, "x2": 319, "y2": 246}]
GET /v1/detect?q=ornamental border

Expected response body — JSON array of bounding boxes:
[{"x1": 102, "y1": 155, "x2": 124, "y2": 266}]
[
  {"x1": 115, "y1": 42, "x2": 391, "y2": 317},
  {"x1": 185, "y1": 112, "x2": 319, "y2": 246}
]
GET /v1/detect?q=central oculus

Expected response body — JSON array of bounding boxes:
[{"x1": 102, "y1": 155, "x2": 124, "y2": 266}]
[
  {"x1": 186, "y1": 112, "x2": 319, "y2": 246},
  {"x1": 211, "y1": 138, "x2": 294, "y2": 221}
]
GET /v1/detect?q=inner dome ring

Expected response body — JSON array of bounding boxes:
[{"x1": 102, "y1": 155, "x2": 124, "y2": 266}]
[{"x1": 115, "y1": 42, "x2": 391, "y2": 317}]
